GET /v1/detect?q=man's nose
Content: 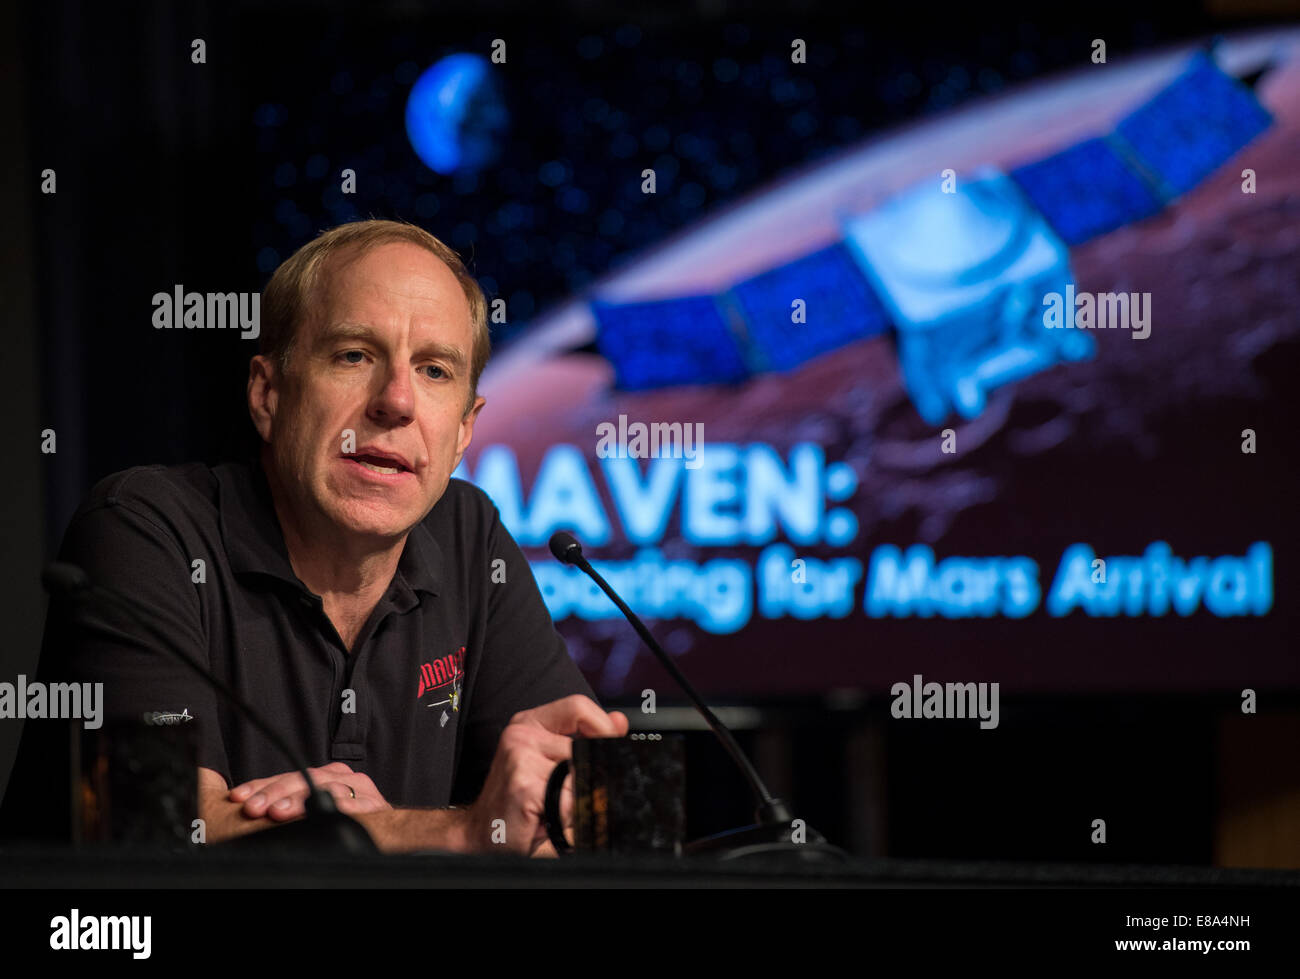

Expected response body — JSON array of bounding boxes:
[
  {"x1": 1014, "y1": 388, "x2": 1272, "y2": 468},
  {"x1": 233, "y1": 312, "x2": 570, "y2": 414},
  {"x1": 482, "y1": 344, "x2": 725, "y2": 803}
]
[{"x1": 369, "y1": 362, "x2": 415, "y2": 424}]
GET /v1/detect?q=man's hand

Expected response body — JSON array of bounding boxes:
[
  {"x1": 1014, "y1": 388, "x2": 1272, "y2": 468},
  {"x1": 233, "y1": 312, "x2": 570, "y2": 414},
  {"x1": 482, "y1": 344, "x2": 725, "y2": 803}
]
[
  {"x1": 198, "y1": 765, "x2": 466, "y2": 851},
  {"x1": 461, "y1": 694, "x2": 628, "y2": 856},
  {"x1": 228, "y1": 761, "x2": 392, "y2": 821}
]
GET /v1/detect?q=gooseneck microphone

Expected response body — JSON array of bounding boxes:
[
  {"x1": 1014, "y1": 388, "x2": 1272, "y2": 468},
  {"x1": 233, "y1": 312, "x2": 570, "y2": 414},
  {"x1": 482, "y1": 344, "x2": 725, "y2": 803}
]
[
  {"x1": 41, "y1": 562, "x2": 377, "y2": 854},
  {"x1": 549, "y1": 531, "x2": 846, "y2": 862}
]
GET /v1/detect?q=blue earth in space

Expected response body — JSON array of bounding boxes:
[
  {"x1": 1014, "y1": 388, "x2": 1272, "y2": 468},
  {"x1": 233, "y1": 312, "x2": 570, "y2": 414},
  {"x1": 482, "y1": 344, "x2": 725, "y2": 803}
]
[{"x1": 405, "y1": 53, "x2": 509, "y2": 175}]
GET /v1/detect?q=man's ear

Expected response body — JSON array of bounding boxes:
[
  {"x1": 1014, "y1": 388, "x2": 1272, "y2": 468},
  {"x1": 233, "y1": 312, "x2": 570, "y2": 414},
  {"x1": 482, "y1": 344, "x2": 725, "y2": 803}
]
[
  {"x1": 247, "y1": 355, "x2": 281, "y2": 444},
  {"x1": 453, "y1": 395, "x2": 486, "y2": 469}
]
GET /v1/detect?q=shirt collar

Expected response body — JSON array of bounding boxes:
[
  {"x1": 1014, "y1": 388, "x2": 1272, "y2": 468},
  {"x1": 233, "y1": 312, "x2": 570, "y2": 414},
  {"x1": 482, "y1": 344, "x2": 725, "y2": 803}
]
[{"x1": 215, "y1": 456, "x2": 441, "y2": 600}]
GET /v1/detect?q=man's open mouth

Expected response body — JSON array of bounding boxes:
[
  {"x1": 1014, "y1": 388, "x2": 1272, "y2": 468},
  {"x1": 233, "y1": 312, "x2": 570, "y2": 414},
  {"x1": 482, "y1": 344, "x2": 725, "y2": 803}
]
[{"x1": 345, "y1": 453, "x2": 412, "y2": 475}]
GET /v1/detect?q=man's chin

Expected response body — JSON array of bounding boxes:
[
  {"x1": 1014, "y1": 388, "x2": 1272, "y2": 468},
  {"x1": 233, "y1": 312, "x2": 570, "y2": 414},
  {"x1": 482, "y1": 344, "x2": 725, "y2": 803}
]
[{"x1": 329, "y1": 500, "x2": 424, "y2": 541}]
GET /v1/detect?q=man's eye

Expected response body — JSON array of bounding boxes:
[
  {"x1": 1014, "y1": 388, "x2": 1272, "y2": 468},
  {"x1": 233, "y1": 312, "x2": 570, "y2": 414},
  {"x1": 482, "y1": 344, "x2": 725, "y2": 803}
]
[
  {"x1": 339, "y1": 350, "x2": 366, "y2": 365},
  {"x1": 423, "y1": 365, "x2": 447, "y2": 380}
]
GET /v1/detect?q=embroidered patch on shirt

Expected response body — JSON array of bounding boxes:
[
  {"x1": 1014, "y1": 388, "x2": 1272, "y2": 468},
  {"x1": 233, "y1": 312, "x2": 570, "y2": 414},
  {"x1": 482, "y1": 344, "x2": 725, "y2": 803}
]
[{"x1": 417, "y1": 646, "x2": 466, "y2": 712}]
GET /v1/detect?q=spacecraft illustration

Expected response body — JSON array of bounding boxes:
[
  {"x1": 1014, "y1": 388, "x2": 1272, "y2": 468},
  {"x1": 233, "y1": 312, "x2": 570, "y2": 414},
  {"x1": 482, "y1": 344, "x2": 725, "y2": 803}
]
[{"x1": 590, "y1": 50, "x2": 1272, "y2": 425}]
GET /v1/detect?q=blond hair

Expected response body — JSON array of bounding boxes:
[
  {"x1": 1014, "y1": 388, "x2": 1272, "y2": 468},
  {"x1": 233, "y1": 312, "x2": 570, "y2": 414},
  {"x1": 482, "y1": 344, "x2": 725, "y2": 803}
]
[{"x1": 260, "y1": 219, "x2": 489, "y2": 411}]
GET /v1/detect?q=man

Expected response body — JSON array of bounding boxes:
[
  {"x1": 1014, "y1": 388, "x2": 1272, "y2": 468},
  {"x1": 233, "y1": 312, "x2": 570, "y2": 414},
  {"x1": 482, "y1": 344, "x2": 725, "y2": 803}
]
[{"x1": 7, "y1": 219, "x2": 626, "y2": 854}]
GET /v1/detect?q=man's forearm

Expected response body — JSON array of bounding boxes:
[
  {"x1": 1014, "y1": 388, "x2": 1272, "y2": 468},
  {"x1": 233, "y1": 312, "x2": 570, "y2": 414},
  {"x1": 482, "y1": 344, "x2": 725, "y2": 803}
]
[
  {"x1": 353, "y1": 807, "x2": 472, "y2": 854},
  {"x1": 198, "y1": 791, "x2": 282, "y2": 843},
  {"x1": 199, "y1": 792, "x2": 472, "y2": 853}
]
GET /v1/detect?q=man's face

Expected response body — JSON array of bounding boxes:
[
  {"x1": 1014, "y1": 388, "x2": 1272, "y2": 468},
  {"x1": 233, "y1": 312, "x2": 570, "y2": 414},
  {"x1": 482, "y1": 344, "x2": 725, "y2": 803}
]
[{"x1": 251, "y1": 241, "x2": 483, "y2": 542}]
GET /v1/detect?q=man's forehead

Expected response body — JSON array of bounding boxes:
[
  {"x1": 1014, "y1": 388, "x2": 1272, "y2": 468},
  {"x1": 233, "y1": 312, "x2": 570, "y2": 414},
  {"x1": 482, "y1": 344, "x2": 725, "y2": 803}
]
[
  {"x1": 323, "y1": 241, "x2": 462, "y2": 302},
  {"x1": 307, "y1": 242, "x2": 472, "y2": 343}
]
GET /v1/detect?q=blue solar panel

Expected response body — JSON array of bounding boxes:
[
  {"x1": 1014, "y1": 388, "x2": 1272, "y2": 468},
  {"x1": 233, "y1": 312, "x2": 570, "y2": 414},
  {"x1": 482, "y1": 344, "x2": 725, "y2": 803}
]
[
  {"x1": 1113, "y1": 52, "x2": 1272, "y2": 200},
  {"x1": 726, "y1": 243, "x2": 891, "y2": 372},
  {"x1": 1010, "y1": 137, "x2": 1163, "y2": 246},
  {"x1": 592, "y1": 296, "x2": 750, "y2": 390}
]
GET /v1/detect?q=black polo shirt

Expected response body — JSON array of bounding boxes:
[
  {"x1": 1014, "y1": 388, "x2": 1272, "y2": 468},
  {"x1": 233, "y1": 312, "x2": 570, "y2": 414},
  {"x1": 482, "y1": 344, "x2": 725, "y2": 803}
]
[{"x1": 21, "y1": 456, "x2": 595, "y2": 816}]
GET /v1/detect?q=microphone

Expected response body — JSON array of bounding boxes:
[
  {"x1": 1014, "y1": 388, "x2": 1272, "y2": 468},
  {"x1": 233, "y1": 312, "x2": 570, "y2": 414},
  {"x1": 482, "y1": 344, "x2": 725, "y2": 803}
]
[
  {"x1": 548, "y1": 531, "x2": 846, "y2": 862},
  {"x1": 42, "y1": 561, "x2": 377, "y2": 854}
]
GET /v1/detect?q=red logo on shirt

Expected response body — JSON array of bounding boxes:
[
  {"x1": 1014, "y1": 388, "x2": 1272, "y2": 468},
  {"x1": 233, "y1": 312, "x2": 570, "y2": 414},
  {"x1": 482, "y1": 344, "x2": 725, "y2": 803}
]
[{"x1": 417, "y1": 646, "x2": 466, "y2": 707}]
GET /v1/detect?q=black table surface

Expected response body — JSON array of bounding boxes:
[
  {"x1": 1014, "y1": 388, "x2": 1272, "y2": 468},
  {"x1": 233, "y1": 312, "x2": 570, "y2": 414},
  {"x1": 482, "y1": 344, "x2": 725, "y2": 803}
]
[{"x1": 2, "y1": 843, "x2": 1297, "y2": 888}]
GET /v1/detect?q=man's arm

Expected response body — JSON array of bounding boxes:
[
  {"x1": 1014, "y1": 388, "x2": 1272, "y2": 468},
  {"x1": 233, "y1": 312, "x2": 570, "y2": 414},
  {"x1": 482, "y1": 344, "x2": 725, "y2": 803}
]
[
  {"x1": 198, "y1": 766, "x2": 470, "y2": 851},
  {"x1": 32, "y1": 480, "x2": 235, "y2": 839},
  {"x1": 450, "y1": 498, "x2": 600, "y2": 805},
  {"x1": 204, "y1": 763, "x2": 473, "y2": 852},
  {"x1": 198, "y1": 767, "x2": 278, "y2": 843},
  {"x1": 454, "y1": 694, "x2": 626, "y2": 855},
  {"x1": 352, "y1": 808, "x2": 472, "y2": 853},
  {"x1": 207, "y1": 695, "x2": 627, "y2": 855}
]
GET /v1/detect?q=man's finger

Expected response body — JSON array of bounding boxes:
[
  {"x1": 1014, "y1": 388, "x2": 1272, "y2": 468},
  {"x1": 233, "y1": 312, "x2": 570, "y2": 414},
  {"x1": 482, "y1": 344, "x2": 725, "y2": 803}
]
[
  {"x1": 560, "y1": 770, "x2": 575, "y2": 828},
  {"x1": 231, "y1": 763, "x2": 353, "y2": 803},
  {"x1": 572, "y1": 707, "x2": 627, "y2": 738},
  {"x1": 266, "y1": 792, "x2": 309, "y2": 820},
  {"x1": 489, "y1": 755, "x2": 572, "y2": 854},
  {"x1": 228, "y1": 775, "x2": 277, "y2": 802},
  {"x1": 531, "y1": 838, "x2": 560, "y2": 859},
  {"x1": 266, "y1": 781, "x2": 352, "y2": 820},
  {"x1": 530, "y1": 777, "x2": 575, "y2": 856},
  {"x1": 517, "y1": 695, "x2": 628, "y2": 738},
  {"x1": 241, "y1": 773, "x2": 311, "y2": 816},
  {"x1": 499, "y1": 723, "x2": 578, "y2": 765}
]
